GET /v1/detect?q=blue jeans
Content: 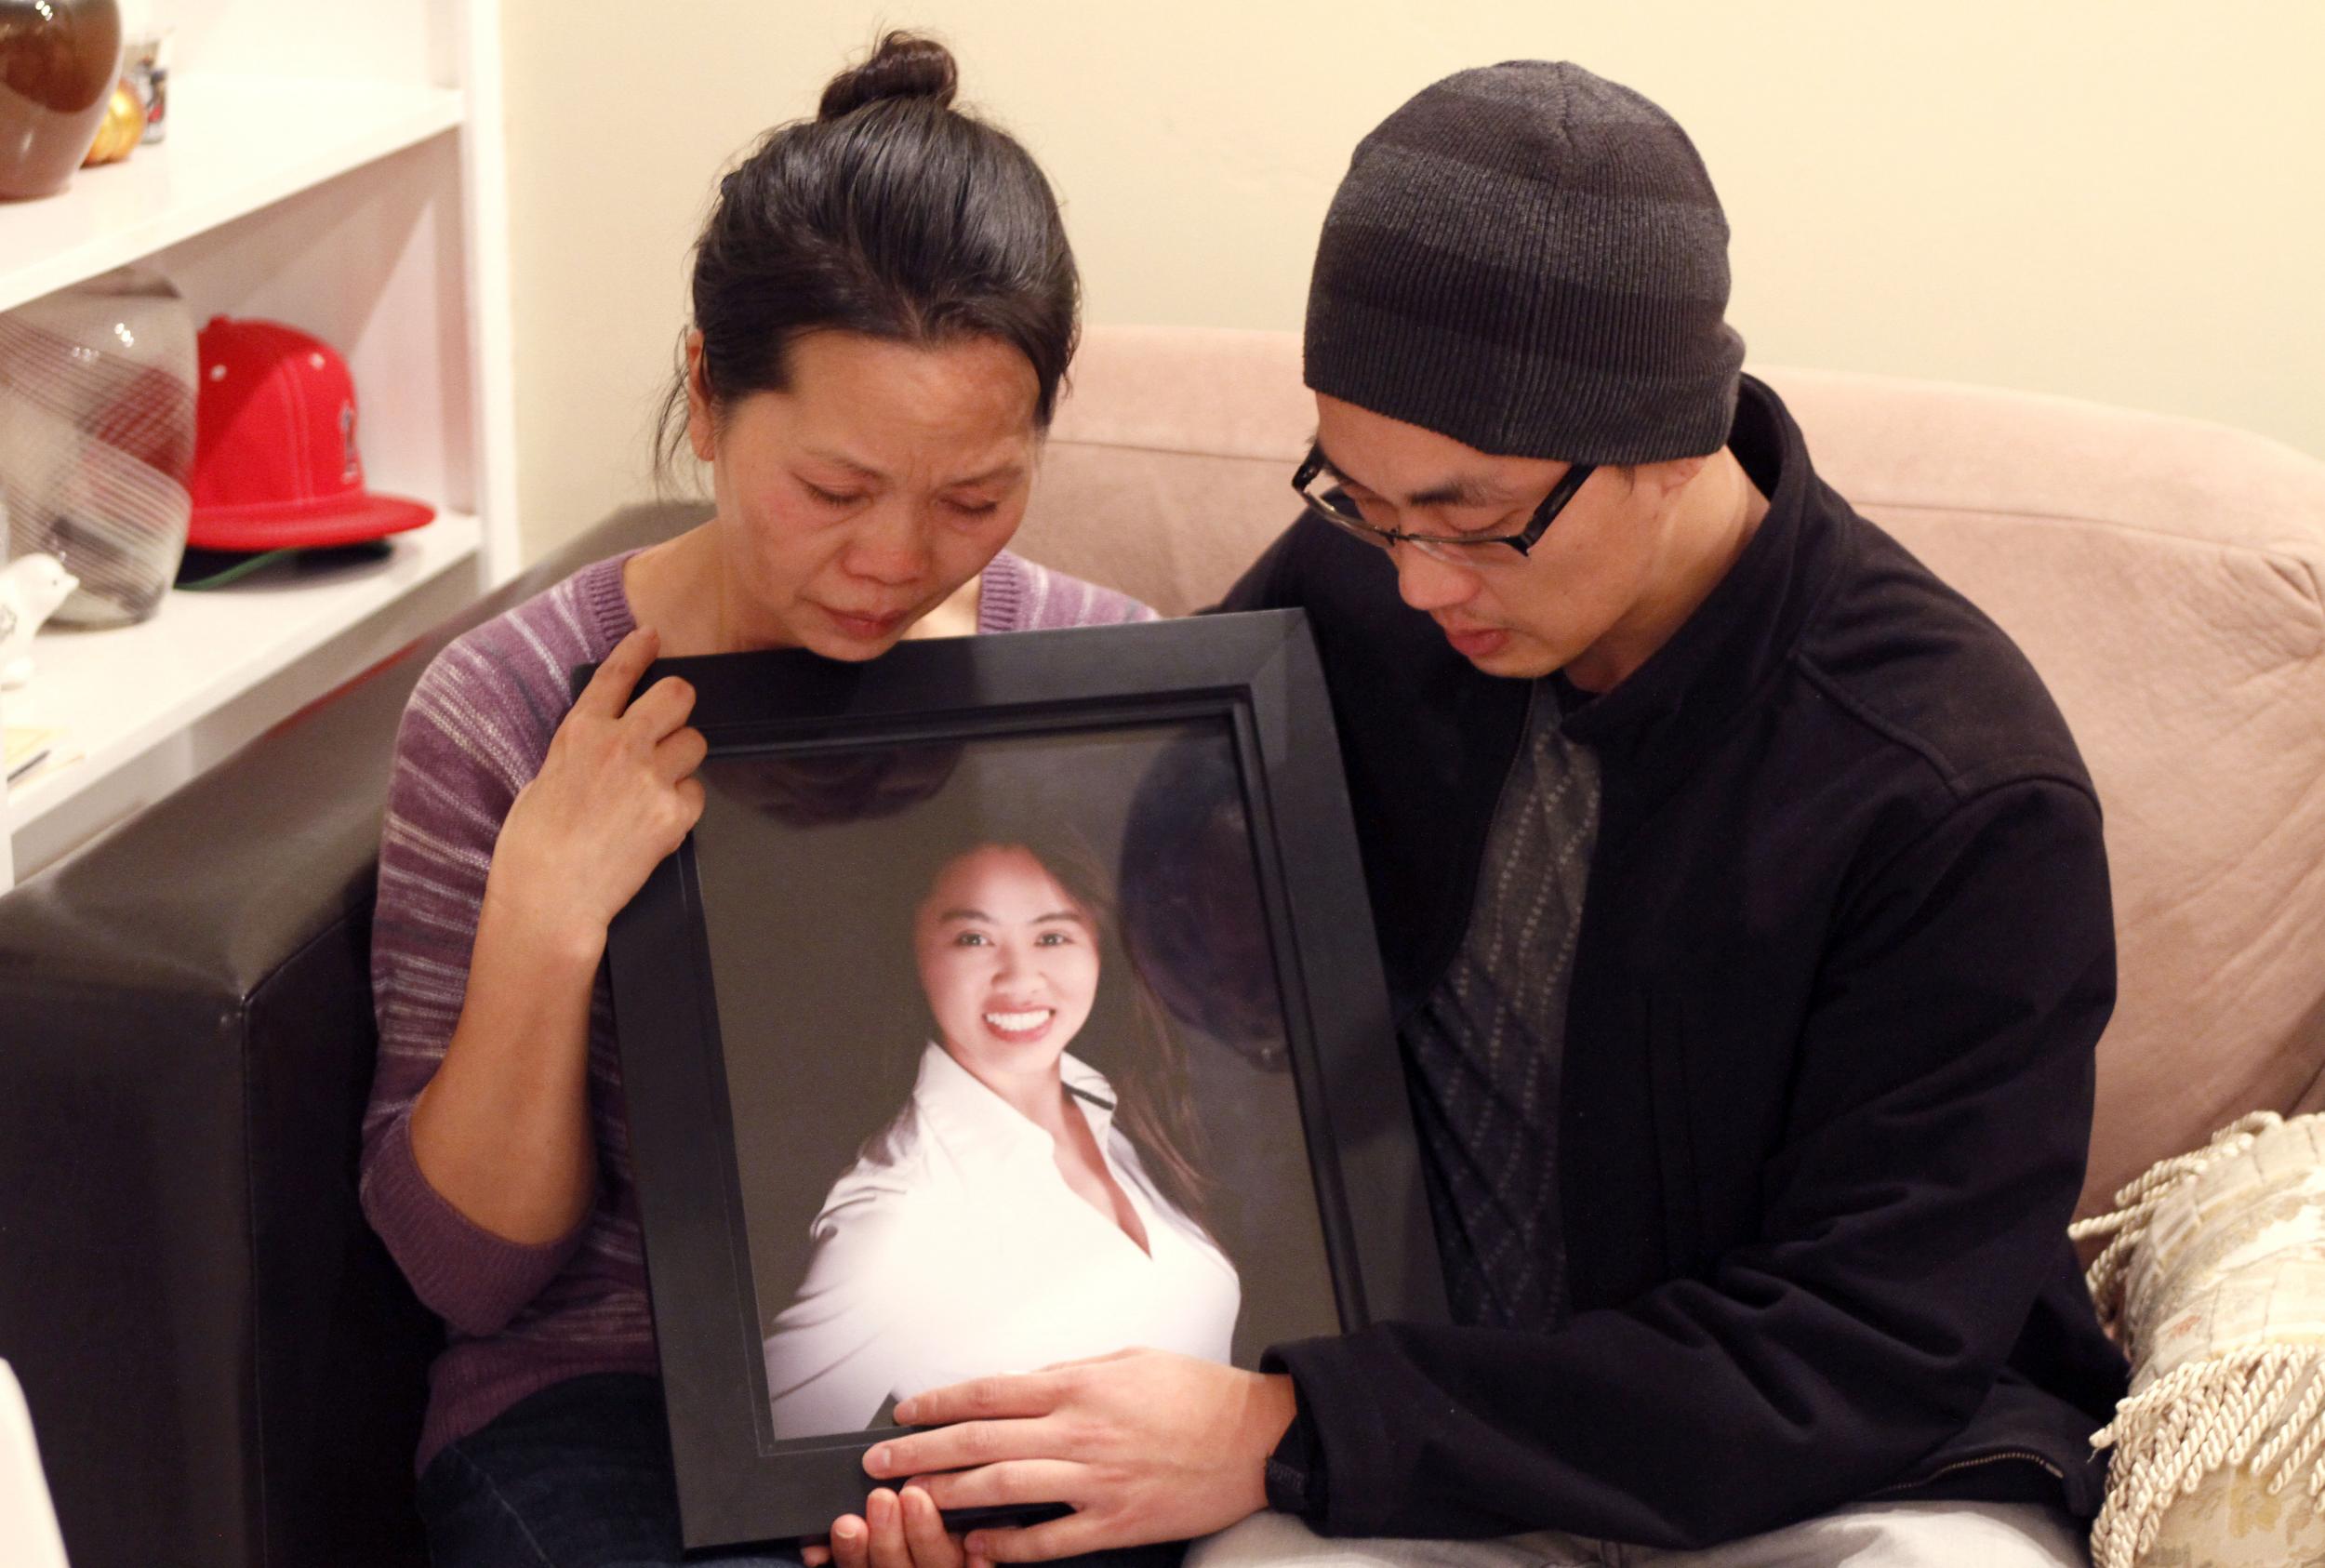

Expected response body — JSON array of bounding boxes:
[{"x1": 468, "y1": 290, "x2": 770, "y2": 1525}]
[
  {"x1": 417, "y1": 1372, "x2": 1186, "y2": 1568},
  {"x1": 418, "y1": 1373, "x2": 802, "y2": 1567}
]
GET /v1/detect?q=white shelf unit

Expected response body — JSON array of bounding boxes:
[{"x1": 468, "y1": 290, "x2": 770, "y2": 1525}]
[{"x1": 0, "y1": 0, "x2": 516, "y2": 891}]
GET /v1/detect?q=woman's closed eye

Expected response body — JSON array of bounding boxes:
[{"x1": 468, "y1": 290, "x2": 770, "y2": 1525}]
[
  {"x1": 801, "y1": 479, "x2": 1001, "y2": 521},
  {"x1": 801, "y1": 480, "x2": 865, "y2": 510}
]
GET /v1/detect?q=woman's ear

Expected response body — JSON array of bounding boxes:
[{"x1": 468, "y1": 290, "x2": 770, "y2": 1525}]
[{"x1": 684, "y1": 331, "x2": 717, "y2": 463}]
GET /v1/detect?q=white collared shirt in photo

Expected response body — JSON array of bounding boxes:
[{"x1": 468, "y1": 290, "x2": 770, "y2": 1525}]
[{"x1": 763, "y1": 1043, "x2": 1242, "y2": 1439}]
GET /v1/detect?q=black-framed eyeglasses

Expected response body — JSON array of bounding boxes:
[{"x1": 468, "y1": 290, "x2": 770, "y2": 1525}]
[{"x1": 1291, "y1": 444, "x2": 1597, "y2": 566}]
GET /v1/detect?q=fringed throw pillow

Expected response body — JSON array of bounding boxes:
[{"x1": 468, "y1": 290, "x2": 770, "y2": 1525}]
[{"x1": 2073, "y1": 1112, "x2": 2325, "y2": 1568}]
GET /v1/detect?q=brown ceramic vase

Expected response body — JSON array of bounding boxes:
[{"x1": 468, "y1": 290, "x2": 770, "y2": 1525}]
[{"x1": 0, "y1": 0, "x2": 124, "y2": 201}]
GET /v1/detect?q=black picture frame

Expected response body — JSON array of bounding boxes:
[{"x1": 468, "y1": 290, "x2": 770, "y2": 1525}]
[{"x1": 600, "y1": 609, "x2": 1445, "y2": 1552}]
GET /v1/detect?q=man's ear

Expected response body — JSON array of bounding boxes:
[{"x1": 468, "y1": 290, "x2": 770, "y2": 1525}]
[
  {"x1": 684, "y1": 331, "x2": 716, "y2": 463},
  {"x1": 1642, "y1": 454, "x2": 1708, "y2": 498}
]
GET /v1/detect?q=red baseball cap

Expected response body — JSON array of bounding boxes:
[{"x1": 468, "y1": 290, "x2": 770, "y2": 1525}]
[{"x1": 188, "y1": 317, "x2": 434, "y2": 551}]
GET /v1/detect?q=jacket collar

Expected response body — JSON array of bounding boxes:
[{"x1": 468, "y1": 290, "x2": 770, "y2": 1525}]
[
  {"x1": 909, "y1": 1041, "x2": 1120, "y2": 1169},
  {"x1": 1557, "y1": 376, "x2": 1844, "y2": 786}
]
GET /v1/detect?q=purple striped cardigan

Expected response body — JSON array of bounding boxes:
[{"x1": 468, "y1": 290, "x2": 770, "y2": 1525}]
[{"x1": 359, "y1": 549, "x2": 1155, "y2": 1473}]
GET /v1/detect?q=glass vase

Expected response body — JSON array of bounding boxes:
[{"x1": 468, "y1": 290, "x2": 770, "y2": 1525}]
[{"x1": 0, "y1": 265, "x2": 197, "y2": 625}]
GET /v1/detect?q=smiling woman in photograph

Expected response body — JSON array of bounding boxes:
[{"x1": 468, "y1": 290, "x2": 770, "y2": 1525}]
[
  {"x1": 762, "y1": 825, "x2": 1242, "y2": 1440},
  {"x1": 354, "y1": 32, "x2": 1153, "y2": 1568}
]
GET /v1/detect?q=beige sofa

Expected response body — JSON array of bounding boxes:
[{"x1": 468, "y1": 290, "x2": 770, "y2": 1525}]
[
  {"x1": 5, "y1": 325, "x2": 2322, "y2": 1567},
  {"x1": 1017, "y1": 326, "x2": 2325, "y2": 1220}
]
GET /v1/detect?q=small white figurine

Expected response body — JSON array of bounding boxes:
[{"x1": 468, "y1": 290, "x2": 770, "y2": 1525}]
[{"x1": 1, "y1": 554, "x2": 80, "y2": 690}]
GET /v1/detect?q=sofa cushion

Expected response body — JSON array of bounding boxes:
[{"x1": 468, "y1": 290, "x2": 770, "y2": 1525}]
[{"x1": 1016, "y1": 326, "x2": 1313, "y2": 618}]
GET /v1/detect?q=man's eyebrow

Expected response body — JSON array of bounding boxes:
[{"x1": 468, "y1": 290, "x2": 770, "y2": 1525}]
[{"x1": 1313, "y1": 442, "x2": 1509, "y2": 507}]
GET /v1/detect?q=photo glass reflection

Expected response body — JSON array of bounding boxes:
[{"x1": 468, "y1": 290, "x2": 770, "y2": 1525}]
[{"x1": 688, "y1": 721, "x2": 1341, "y2": 1449}]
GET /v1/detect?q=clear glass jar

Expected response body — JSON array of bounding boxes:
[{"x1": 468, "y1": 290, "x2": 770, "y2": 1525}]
[{"x1": 0, "y1": 265, "x2": 197, "y2": 625}]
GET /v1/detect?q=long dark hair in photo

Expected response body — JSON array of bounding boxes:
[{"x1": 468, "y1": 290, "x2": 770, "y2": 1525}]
[
  {"x1": 887, "y1": 816, "x2": 1223, "y2": 1254},
  {"x1": 656, "y1": 29, "x2": 1080, "y2": 478}
]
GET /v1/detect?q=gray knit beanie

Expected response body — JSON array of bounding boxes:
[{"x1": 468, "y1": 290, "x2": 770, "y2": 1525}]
[{"x1": 1305, "y1": 61, "x2": 1746, "y2": 464}]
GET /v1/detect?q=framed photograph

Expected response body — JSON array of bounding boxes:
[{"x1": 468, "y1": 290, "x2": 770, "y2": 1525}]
[{"x1": 603, "y1": 609, "x2": 1447, "y2": 1552}]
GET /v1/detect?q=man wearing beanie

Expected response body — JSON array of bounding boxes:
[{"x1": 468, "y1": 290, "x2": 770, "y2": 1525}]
[{"x1": 850, "y1": 62, "x2": 2127, "y2": 1568}]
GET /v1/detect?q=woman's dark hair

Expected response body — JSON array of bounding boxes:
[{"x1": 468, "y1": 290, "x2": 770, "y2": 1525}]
[
  {"x1": 874, "y1": 818, "x2": 1221, "y2": 1252},
  {"x1": 655, "y1": 31, "x2": 1079, "y2": 478}
]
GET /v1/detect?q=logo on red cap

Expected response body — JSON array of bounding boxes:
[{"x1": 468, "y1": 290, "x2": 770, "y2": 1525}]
[{"x1": 189, "y1": 318, "x2": 434, "y2": 551}]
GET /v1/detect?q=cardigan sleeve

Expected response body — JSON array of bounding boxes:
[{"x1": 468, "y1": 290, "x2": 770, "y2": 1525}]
[{"x1": 357, "y1": 636, "x2": 591, "y2": 1337}]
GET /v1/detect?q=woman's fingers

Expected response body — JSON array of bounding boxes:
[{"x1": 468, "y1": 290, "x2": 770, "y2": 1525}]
[
  {"x1": 572, "y1": 626, "x2": 659, "y2": 718},
  {"x1": 576, "y1": 623, "x2": 695, "y2": 747},
  {"x1": 652, "y1": 722, "x2": 709, "y2": 785},
  {"x1": 822, "y1": 1487, "x2": 963, "y2": 1568},
  {"x1": 621, "y1": 671, "x2": 698, "y2": 740},
  {"x1": 671, "y1": 775, "x2": 707, "y2": 831},
  {"x1": 496, "y1": 622, "x2": 705, "y2": 923},
  {"x1": 865, "y1": 1489, "x2": 920, "y2": 1568},
  {"x1": 827, "y1": 1514, "x2": 870, "y2": 1568},
  {"x1": 899, "y1": 1484, "x2": 965, "y2": 1568}
]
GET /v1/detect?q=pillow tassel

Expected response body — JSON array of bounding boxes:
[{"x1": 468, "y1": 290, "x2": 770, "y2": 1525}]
[
  {"x1": 2090, "y1": 1334, "x2": 2325, "y2": 1566},
  {"x1": 2071, "y1": 1112, "x2": 2286, "y2": 1325},
  {"x1": 2075, "y1": 1111, "x2": 2325, "y2": 1567}
]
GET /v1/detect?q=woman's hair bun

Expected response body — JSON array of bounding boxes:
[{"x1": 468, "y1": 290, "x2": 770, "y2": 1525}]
[{"x1": 817, "y1": 31, "x2": 960, "y2": 121}]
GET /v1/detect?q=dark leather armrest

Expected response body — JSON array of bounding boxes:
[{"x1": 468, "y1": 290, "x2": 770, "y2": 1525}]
[{"x1": 0, "y1": 503, "x2": 706, "y2": 1568}]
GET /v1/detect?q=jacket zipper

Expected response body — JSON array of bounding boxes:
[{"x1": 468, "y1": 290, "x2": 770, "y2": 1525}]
[{"x1": 1872, "y1": 1447, "x2": 2066, "y2": 1495}]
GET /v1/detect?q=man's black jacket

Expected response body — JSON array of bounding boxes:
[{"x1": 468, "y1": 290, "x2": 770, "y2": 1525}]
[{"x1": 1224, "y1": 377, "x2": 2130, "y2": 1548}]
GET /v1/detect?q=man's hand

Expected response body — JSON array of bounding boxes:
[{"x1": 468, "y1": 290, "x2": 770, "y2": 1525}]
[{"x1": 860, "y1": 1349, "x2": 1298, "y2": 1561}]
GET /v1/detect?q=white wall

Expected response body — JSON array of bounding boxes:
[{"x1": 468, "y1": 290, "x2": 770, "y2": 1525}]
[{"x1": 501, "y1": 0, "x2": 2325, "y2": 560}]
